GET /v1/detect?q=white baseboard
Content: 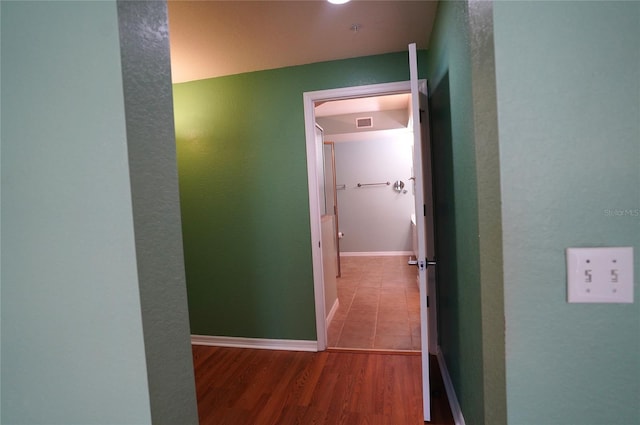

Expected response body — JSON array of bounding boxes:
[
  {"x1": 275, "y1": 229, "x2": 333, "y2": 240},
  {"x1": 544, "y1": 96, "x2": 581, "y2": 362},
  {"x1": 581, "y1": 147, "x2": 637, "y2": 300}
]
[
  {"x1": 326, "y1": 299, "x2": 340, "y2": 325},
  {"x1": 191, "y1": 335, "x2": 318, "y2": 352},
  {"x1": 340, "y1": 251, "x2": 413, "y2": 257},
  {"x1": 436, "y1": 347, "x2": 466, "y2": 425}
]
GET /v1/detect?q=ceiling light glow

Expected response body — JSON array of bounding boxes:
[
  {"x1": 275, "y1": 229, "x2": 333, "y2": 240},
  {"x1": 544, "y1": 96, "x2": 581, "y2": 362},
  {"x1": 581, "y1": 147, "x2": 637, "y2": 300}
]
[{"x1": 327, "y1": 0, "x2": 351, "y2": 4}]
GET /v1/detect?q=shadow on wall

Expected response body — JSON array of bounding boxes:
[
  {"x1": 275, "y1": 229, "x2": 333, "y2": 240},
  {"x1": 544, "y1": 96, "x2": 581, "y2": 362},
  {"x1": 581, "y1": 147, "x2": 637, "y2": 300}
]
[{"x1": 428, "y1": 72, "x2": 459, "y2": 356}]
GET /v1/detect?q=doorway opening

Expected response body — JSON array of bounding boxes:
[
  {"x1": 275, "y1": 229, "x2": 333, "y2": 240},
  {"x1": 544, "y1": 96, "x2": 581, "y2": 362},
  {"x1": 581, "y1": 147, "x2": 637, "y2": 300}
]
[
  {"x1": 315, "y1": 94, "x2": 421, "y2": 352},
  {"x1": 303, "y1": 80, "x2": 436, "y2": 353}
]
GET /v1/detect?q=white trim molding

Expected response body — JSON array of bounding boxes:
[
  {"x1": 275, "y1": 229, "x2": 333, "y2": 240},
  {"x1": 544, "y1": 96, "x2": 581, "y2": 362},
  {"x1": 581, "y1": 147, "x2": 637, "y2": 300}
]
[
  {"x1": 326, "y1": 299, "x2": 340, "y2": 325},
  {"x1": 191, "y1": 335, "x2": 319, "y2": 352},
  {"x1": 437, "y1": 347, "x2": 466, "y2": 425}
]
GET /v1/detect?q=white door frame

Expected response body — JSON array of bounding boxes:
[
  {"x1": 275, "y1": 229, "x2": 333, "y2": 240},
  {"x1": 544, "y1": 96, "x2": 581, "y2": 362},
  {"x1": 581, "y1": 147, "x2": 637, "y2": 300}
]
[{"x1": 303, "y1": 81, "x2": 416, "y2": 351}]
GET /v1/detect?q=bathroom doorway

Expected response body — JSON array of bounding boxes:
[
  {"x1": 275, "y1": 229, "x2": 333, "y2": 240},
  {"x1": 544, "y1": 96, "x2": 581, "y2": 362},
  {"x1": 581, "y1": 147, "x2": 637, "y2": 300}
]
[
  {"x1": 304, "y1": 76, "x2": 435, "y2": 352},
  {"x1": 316, "y1": 99, "x2": 420, "y2": 352}
]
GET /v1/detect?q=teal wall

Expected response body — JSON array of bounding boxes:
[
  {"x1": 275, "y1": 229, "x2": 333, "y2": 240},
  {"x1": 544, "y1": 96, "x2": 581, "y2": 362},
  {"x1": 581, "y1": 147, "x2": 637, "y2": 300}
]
[
  {"x1": 1, "y1": 2, "x2": 151, "y2": 423},
  {"x1": 0, "y1": 3, "x2": 3, "y2": 419},
  {"x1": 425, "y1": 1, "x2": 489, "y2": 423},
  {"x1": 494, "y1": 2, "x2": 640, "y2": 424},
  {"x1": 428, "y1": 1, "x2": 639, "y2": 423},
  {"x1": 173, "y1": 51, "x2": 427, "y2": 340},
  {"x1": 1, "y1": 1, "x2": 198, "y2": 423}
]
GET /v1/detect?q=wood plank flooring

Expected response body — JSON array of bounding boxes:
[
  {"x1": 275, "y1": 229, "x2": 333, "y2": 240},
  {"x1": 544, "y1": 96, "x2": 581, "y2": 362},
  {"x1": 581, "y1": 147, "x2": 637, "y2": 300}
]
[{"x1": 193, "y1": 345, "x2": 454, "y2": 425}]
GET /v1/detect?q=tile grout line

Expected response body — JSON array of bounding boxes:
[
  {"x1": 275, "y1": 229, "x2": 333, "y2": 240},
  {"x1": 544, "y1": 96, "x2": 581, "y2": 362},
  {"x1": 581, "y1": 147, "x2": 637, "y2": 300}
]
[
  {"x1": 333, "y1": 256, "x2": 420, "y2": 350},
  {"x1": 335, "y1": 278, "x2": 356, "y2": 348},
  {"x1": 372, "y1": 286, "x2": 381, "y2": 349}
]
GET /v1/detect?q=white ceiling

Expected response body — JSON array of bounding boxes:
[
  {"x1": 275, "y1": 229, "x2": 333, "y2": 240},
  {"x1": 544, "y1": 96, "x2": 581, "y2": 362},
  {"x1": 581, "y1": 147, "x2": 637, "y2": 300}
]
[{"x1": 167, "y1": 0, "x2": 438, "y2": 83}]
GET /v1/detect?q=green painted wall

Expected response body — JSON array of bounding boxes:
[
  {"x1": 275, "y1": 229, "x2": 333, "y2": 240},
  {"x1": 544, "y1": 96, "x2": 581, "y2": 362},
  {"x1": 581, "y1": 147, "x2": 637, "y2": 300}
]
[
  {"x1": 173, "y1": 51, "x2": 427, "y2": 340},
  {"x1": 425, "y1": 2, "x2": 488, "y2": 424},
  {"x1": 494, "y1": 2, "x2": 640, "y2": 424},
  {"x1": 1, "y1": 2, "x2": 151, "y2": 423}
]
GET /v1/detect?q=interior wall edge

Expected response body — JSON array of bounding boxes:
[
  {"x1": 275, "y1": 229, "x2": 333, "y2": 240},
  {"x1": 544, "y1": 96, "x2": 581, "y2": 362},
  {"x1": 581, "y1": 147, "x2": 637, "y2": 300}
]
[
  {"x1": 117, "y1": 1, "x2": 198, "y2": 423},
  {"x1": 466, "y1": 1, "x2": 508, "y2": 424}
]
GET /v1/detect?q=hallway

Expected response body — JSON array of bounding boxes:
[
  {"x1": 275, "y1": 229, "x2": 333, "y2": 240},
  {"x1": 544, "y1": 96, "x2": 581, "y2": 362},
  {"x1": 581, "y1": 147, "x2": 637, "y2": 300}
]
[{"x1": 328, "y1": 255, "x2": 421, "y2": 351}]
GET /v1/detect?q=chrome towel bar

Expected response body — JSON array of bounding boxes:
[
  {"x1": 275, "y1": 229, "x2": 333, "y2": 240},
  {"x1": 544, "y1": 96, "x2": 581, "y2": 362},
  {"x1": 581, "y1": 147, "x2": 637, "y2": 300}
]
[{"x1": 357, "y1": 181, "x2": 390, "y2": 188}]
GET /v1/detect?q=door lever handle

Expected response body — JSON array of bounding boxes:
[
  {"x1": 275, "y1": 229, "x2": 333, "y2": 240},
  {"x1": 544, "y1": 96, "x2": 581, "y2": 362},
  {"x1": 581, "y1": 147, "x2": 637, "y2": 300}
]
[{"x1": 408, "y1": 257, "x2": 437, "y2": 270}]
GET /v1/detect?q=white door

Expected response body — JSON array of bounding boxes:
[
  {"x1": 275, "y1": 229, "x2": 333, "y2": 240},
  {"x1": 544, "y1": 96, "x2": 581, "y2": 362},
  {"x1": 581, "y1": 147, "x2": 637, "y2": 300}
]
[{"x1": 409, "y1": 42, "x2": 436, "y2": 422}]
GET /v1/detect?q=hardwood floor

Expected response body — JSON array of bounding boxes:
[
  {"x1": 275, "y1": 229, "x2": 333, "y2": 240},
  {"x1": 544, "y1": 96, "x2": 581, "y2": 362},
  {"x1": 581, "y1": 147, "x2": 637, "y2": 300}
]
[{"x1": 193, "y1": 345, "x2": 454, "y2": 425}]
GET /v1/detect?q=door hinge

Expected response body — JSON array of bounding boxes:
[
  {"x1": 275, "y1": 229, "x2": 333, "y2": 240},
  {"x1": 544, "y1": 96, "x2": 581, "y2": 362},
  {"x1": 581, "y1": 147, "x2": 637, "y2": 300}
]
[
  {"x1": 419, "y1": 108, "x2": 425, "y2": 123},
  {"x1": 426, "y1": 296, "x2": 429, "y2": 308}
]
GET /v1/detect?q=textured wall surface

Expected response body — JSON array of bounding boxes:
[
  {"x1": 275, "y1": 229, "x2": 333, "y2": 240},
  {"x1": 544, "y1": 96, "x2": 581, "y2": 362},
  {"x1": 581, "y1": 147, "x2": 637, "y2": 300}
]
[
  {"x1": 173, "y1": 51, "x2": 428, "y2": 340},
  {"x1": 425, "y1": 1, "x2": 489, "y2": 423},
  {"x1": 494, "y1": 2, "x2": 640, "y2": 424},
  {"x1": 117, "y1": 1, "x2": 198, "y2": 424},
  {"x1": 1, "y1": 2, "x2": 151, "y2": 423},
  {"x1": 467, "y1": 2, "x2": 507, "y2": 423}
]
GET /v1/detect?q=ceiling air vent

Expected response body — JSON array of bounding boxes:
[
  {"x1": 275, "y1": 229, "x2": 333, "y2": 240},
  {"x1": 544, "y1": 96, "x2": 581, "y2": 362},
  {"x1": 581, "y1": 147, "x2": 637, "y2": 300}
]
[{"x1": 356, "y1": 117, "x2": 373, "y2": 129}]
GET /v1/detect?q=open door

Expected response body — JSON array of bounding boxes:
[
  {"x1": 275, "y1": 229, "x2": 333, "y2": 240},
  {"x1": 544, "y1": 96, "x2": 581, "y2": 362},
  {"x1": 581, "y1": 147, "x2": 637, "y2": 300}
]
[{"x1": 409, "y1": 42, "x2": 437, "y2": 422}]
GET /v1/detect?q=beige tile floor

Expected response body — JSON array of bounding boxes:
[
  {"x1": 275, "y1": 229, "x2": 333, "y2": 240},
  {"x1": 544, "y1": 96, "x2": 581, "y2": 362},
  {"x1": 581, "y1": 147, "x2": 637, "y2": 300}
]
[{"x1": 327, "y1": 255, "x2": 422, "y2": 351}]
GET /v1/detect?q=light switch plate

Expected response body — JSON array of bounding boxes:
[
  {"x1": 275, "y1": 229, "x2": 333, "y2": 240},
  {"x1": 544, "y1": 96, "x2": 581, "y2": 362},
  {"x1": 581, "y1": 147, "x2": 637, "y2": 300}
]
[{"x1": 566, "y1": 247, "x2": 634, "y2": 303}]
